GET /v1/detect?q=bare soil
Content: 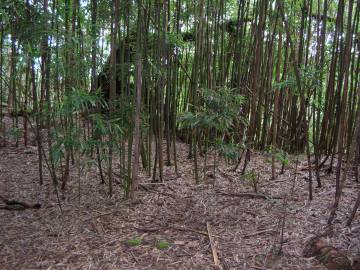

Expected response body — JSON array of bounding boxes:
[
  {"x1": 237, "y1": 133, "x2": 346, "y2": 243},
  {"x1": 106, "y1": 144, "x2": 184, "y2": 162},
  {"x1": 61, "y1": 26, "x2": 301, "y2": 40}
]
[{"x1": 1, "y1": 116, "x2": 360, "y2": 270}]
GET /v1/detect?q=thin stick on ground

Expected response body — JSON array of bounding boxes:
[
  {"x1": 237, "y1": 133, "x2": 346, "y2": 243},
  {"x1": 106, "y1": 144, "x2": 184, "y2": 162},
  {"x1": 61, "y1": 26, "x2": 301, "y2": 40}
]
[{"x1": 207, "y1": 222, "x2": 220, "y2": 268}]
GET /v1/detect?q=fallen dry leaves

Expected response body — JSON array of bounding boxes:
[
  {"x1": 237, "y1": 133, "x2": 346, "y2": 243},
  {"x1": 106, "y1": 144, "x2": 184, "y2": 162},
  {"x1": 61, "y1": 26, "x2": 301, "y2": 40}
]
[{"x1": 0, "y1": 117, "x2": 359, "y2": 270}]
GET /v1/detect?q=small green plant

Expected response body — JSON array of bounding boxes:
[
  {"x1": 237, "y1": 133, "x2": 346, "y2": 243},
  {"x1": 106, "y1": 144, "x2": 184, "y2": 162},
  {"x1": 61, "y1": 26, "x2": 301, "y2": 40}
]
[
  {"x1": 9, "y1": 127, "x2": 21, "y2": 141},
  {"x1": 216, "y1": 141, "x2": 241, "y2": 164},
  {"x1": 265, "y1": 146, "x2": 290, "y2": 173},
  {"x1": 156, "y1": 240, "x2": 170, "y2": 250},
  {"x1": 274, "y1": 150, "x2": 290, "y2": 167},
  {"x1": 273, "y1": 149, "x2": 290, "y2": 174},
  {"x1": 243, "y1": 169, "x2": 260, "y2": 193},
  {"x1": 127, "y1": 237, "x2": 142, "y2": 247}
]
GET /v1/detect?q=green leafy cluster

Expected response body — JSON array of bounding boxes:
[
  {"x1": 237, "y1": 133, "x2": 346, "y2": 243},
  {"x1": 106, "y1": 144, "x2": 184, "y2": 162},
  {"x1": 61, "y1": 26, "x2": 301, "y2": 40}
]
[
  {"x1": 126, "y1": 238, "x2": 171, "y2": 250},
  {"x1": 215, "y1": 140, "x2": 242, "y2": 163},
  {"x1": 48, "y1": 90, "x2": 126, "y2": 167},
  {"x1": 179, "y1": 87, "x2": 245, "y2": 132},
  {"x1": 242, "y1": 169, "x2": 257, "y2": 182},
  {"x1": 156, "y1": 240, "x2": 170, "y2": 250},
  {"x1": 127, "y1": 238, "x2": 142, "y2": 247}
]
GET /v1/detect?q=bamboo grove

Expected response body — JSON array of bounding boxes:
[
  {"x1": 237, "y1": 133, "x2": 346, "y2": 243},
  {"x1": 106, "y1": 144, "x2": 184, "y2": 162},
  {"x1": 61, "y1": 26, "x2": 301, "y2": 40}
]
[{"x1": 0, "y1": 0, "x2": 359, "y2": 223}]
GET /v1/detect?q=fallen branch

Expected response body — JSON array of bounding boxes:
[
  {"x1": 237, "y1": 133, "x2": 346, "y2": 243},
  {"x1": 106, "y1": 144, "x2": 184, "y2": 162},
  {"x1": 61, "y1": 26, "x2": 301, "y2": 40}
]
[
  {"x1": 138, "y1": 182, "x2": 166, "y2": 185},
  {"x1": 133, "y1": 226, "x2": 160, "y2": 233},
  {"x1": 243, "y1": 229, "x2": 276, "y2": 238},
  {"x1": 216, "y1": 191, "x2": 281, "y2": 200},
  {"x1": 207, "y1": 222, "x2": 220, "y2": 268},
  {"x1": 0, "y1": 195, "x2": 41, "y2": 211}
]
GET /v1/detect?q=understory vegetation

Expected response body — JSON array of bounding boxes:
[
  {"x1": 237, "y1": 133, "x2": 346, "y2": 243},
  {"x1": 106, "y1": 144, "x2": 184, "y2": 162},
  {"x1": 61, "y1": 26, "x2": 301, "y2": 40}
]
[{"x1": 0, "y1": 0, "x2": 360, "y2": 269}]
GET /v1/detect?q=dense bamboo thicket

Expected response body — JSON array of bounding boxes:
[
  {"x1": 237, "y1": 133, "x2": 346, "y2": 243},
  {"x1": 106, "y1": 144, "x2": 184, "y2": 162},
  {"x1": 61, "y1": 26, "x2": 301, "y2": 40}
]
[{"x1": 0, "y1": 0, "x2": 359, "y2": 224}]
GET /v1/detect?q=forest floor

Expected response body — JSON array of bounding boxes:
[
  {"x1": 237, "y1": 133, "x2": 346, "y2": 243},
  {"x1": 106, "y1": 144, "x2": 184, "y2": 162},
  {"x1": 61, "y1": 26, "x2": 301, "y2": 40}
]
[{"x1": 1, "y1": 115, "x2": 360, "y2": 270}]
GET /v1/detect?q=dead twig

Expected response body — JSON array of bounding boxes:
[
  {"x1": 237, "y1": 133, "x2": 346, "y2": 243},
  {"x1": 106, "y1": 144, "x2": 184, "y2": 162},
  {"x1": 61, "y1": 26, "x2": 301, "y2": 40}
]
[
  {"x1": 243, "y1": 229, "x2": 276, "y2": 239},
  {"x1": 168, "y1": 224, "x2": 215, "y2": 237},
  {"x1": 207, "y1": 222, "x2": 220, "y2": 268},
  {"x1": 216, "y1": 190, "x2": 281, "y2": 200}
]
